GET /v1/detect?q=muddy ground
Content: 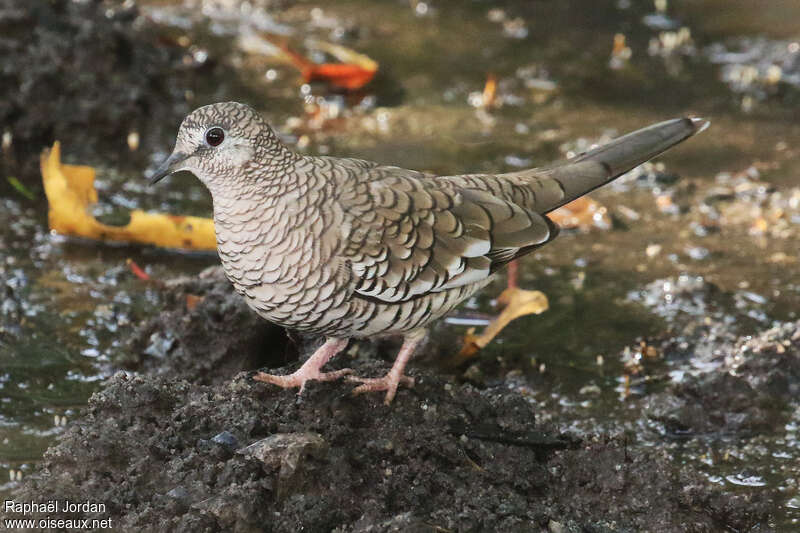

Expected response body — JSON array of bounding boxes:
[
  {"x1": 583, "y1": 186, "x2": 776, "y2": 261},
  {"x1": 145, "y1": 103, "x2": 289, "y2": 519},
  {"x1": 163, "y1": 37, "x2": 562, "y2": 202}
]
[{"x1": 10, "y1": 268, "x2": 782, "y2": 531}]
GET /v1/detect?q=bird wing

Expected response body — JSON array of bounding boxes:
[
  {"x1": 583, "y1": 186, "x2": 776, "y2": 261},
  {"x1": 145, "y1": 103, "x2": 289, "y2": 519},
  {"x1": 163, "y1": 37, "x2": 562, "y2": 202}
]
[
  {"x1": 335, "y1": 118, "x2": 707, "y2": 304},
  {"x1": 338, "y1": 166, "x2": 554, "y2": 304}
]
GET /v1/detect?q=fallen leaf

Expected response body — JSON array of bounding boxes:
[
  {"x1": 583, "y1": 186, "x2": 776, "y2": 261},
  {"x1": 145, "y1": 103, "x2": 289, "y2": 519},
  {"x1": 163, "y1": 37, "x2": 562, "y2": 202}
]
[
  {"x1": 655, "y1": 194, "x2": 674, "y2": 212},
  {"x1": 481, "y1": 73, "x2": 497, "y2": 108},
  {"x1": 306, "y1": 39, "x2": 378, "y2": 72},
  {"x1": 549, "y1": 197, "x2": 610, "y2": 231},
  {"x1": 612, "y1": 33, "x2": 628, "y2": 56},
  {"x1": 185, "y1": 293, "x2": 204, "y2": 311},
  {"x1": 304, "y1": 63, "x2": 377, "y2": 91},
  {"x1": 245, "y1": 34, "x2": 378, "y2": 91},
  {"x1": 41, "y1": 142, "x2": 216, "y2": 250},
  {"x1": 750, "y1": 216, "x2": 768, "y2": 235},
  {"x1": 456, "y1": 288, "x2": 549, "y2": 361},
  {"x1": 126, "y1": 258, "x2": 151, "y2": 281}
]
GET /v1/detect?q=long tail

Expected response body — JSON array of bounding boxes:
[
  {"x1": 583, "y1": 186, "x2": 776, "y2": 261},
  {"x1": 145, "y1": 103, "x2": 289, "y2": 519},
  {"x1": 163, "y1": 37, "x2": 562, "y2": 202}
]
[{"x1": 507, "y1": 117, "x2": 709, "y2": 214}]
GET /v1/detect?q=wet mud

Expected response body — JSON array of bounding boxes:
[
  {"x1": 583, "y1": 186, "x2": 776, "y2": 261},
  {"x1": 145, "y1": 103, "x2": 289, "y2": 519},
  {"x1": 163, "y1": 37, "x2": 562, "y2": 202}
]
[{"x1": 7, "y1": 270, "x2": 783, "y2": 532}]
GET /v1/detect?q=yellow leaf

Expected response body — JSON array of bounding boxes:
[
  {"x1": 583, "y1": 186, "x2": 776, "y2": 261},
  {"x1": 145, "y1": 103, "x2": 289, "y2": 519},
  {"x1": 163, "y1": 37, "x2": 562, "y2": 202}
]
[
  {"x1": 41, "y1": 142, "x2": 216, "y2": 251},
  {"x1": 456, "y1": 288, "x2": 549, "y2": 361}
]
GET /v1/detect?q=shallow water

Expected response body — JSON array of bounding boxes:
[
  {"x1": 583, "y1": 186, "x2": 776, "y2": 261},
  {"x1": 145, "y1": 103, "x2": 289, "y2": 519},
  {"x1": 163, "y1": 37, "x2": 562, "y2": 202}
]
[{"x1": 2, "y1": 0, "x2": 800, "y2": 525}]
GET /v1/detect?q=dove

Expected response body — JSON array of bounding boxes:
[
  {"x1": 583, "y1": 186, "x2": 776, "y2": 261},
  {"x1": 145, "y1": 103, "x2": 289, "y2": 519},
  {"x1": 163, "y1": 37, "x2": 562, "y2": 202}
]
[{"x1": 150, "y1": 101, "x2": 707, "y2": 403}]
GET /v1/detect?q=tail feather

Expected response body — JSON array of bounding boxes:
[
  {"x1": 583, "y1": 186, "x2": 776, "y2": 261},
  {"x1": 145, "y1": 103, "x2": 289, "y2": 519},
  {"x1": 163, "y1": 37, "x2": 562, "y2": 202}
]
[{"x1": 509, "y1": 117, "x2": 709, "y2": 214}]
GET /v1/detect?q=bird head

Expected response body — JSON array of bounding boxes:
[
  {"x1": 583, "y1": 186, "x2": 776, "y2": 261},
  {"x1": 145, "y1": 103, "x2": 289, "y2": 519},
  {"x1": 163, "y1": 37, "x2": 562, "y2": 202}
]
[{"x1": 148, "y1": 101, "x2": 283, "y2": 191}]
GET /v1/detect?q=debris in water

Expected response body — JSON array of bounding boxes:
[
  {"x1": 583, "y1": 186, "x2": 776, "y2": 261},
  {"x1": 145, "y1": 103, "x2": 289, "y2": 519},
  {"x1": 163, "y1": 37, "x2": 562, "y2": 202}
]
[
  {"x1": 6, "y1": 176, "x2": 34, "y2": 200},
  {"x1": 610, "y1": 33, "x2": 632, "y2": 70},
  {"x1": 127, "y1": 131, "x2": 140, "y2": 151},
  {"x1": 239, "y1": 34, "x2": 378, "y2": 91},
  {"x1": 482, "y1": 73, "x2": 498, "y2": 108},
  {"x1": 550, "y1": 197, "x2": 611, "y2": 231},
  {"x1": 126, "y1": 259, "x2": 151, "y2": 282}
]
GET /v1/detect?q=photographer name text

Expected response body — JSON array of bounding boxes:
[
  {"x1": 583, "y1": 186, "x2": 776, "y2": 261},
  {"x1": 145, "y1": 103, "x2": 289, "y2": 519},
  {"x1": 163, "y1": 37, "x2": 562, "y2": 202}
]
[{"x1": 4, "y1": 499, "x2": 106, "y2": 514}]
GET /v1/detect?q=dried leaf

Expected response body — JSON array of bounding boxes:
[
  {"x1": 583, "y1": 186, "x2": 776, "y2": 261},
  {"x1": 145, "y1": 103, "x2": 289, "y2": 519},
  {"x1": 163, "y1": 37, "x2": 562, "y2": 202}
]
[
  {"x1": 304, "y1": 63, "x2": 376, "y2": 90},
  {"x1": 750, "y1": 216, "x2": 768, "y2": 235},
  {"x1": 655, "y1": 194, "x2": 674, "y2": 212},
  {"x1": 246, "y1": 34, "x2": 378, "y2": 91},
  {"x1": 549, "y1": 197, "x2": 610, "y2": 231},
  {"x1": 41, "y1": 142, "x2": 216, "y2": 250},
  {"x1": 126, "y1": 258, "x2": 151, "y2": 281},
  {"x1": 481, "y1": 73, "x2": 497, "y2": 108},
  {"x1": 457, "y1": 288, "x2": 549, "y2": 360},
  {"x1": 306, "y1": 39, "x2": 378, "y2": 71},
  {"x1": 185, "y1": 293, "x2": 204, "y2": 311}
]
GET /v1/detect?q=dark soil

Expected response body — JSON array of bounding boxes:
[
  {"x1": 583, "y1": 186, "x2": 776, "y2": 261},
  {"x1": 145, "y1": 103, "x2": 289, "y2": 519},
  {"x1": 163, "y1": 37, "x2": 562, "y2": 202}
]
[
  {"x1": 10, "y1": 271, "x2": 778, "y2": 532},
  {"x1": 120, "y1": 267, "x2": 292, "y2": 384},
  {"x1": 0, "y1": 0, "x2": 239, "y2": 198}
]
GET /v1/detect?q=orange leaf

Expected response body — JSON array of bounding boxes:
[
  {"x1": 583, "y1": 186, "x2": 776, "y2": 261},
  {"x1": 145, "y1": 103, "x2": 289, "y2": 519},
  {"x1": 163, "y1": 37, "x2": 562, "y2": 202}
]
[
  {"x1": 303, "y1": 63, "x2": 376, "y2": 90},
  {"x1": 126, "y1": 258, "x2": 151, "y2": 281},
  {"x1": 251, "y1": 35, "x2": 378, "y2": 91},
  {"x1": 482, "y1": 73, "x2": 497, "y2": 108},
  {"x1": 549, "y1": 197, "x2": 610, "y2": 231},
  {"x1": 185, "y1": 293, "x2": 204, "y2": 311},
  {"x1": 456, "y1": 288, "x2": 549, "y2": 361}
]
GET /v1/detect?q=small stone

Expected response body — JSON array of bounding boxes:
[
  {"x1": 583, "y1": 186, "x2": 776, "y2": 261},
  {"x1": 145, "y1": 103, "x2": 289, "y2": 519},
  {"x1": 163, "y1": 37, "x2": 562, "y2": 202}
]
[
  {"x1": 463, "y1": 364, "x2": 485, "y2": 385},
  {"x1": 238, "y1": 433, "x2": 328, "y2": 498},
  {"x1": 127, "y1": 131, "x2": 139, "y2": 151},
  {"x1": 166, "y1": 486, "x2": 188, "y2": 500},
  {"x1": 143, "y1": 331, "x2": 175, "y2": 358},
  {"x1": 211, "y1": 431, "x2": 238, "y2": 449},
  {"x1": 579, "y1": 384, "x2": 602, "y2": 396},
  {"x1": 686, "y1": 246, "x2": 710, "y2": 261},
  {"x1": 646, "y1": 244, "x2": 662, "y2": 258}
]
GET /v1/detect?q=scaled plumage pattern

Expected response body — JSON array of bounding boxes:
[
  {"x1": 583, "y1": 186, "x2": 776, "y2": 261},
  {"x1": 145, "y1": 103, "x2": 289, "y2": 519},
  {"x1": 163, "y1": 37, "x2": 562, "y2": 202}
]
[{"x1": 150, "y1": 102, "x2": 707, "y2": 403}]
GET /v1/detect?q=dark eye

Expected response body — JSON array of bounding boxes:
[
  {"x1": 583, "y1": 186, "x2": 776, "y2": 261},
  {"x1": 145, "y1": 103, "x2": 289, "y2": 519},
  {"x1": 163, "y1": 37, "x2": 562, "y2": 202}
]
[{"x1": 205, "y1": 127, "x2": 225, "y2": 147}]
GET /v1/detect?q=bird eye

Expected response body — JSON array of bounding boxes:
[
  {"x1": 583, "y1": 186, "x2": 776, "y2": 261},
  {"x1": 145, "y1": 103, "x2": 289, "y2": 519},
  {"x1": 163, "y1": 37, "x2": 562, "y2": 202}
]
[{"x1": 205, "y1": 127, "x2": 225, "y2": 147}]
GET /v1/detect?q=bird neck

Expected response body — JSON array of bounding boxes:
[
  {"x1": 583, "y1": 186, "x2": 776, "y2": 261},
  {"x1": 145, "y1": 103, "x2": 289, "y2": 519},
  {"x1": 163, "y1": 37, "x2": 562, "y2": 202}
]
[
  {"x1": 210, "y1": 154, "x2": 331, "y2": 236},
  {"x1": 204, "y1": 145, "x2": 300, "y2": 199}
]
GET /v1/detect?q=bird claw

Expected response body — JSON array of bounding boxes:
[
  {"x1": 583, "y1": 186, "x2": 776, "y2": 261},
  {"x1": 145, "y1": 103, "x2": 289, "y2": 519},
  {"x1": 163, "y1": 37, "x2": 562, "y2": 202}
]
[
  {"x1": 347, "y1": 373, "x2": 415, "y2": 405},
  {"x1": 254, "y1": 368, "x2": 353, "y2": 394}
]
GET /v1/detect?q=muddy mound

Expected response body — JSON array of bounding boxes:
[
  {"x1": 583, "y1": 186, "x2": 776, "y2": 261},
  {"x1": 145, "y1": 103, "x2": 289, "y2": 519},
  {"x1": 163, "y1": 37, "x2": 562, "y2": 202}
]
[
  {"x1": 12, "y1": 368, "x2": 771, "y2": 532},
  {"x1": 9, "y1": 269, "x2": 775, "y2": 531},
  {"x1": 122, "y1": 267, "x2": 291, "y2": 384}
]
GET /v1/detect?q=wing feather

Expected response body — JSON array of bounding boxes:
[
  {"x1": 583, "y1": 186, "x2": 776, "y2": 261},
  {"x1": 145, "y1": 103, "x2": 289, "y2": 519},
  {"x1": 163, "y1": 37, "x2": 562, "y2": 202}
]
[{"x1": 339, "y1": 166, "x2": 552, "y2": 304}]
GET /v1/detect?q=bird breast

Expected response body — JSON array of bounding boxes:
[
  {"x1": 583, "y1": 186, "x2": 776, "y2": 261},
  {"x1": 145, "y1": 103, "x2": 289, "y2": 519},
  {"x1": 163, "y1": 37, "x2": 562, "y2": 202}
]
[{"x1": 212, "y1": 192, "x2": 351, "y2": 331}]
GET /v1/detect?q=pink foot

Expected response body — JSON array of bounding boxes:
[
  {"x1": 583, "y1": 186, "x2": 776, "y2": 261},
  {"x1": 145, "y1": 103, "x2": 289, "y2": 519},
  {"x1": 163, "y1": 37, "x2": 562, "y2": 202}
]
[
  {"x1": 348, "y1": 373, "x2": 415, "y2": 405},
  {"x1": 254, "y1": 368, "x2": 353, "y2": 393},
  {"x1": 253, "y1": 337, "x2": 351, "y2": 394}
]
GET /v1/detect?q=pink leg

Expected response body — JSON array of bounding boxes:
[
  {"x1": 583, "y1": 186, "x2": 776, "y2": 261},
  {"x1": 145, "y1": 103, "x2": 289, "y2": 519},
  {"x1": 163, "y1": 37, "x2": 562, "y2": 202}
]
[
  {"x1": 507, "y1": 260, "x2": 519, "y2": 290},
  {"x1": 348, "y1": 330, "x2": 425, "y2": 405},
  {"x1": 254, "y1": 337, "x2": 352, "y2": 394}
]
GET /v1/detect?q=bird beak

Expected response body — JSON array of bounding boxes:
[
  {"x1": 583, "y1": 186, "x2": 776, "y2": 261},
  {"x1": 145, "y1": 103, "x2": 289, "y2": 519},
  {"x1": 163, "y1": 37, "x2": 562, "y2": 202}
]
[{"x1": 148, "y1": 151, "x2": 190, "y2": 185}]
